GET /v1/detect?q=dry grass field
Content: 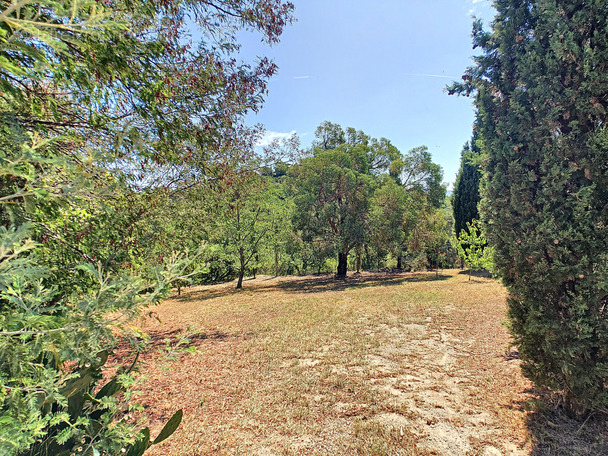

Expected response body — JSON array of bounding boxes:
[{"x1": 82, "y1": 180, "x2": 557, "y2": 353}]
[{"x1": 115, "y1": 270, "x2": 608, "y2": 455}]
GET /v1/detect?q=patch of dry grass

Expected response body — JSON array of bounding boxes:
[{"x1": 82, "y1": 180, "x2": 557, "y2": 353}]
[{"x1": 113, "y1": 270, "x2": 608, "y2": 455}]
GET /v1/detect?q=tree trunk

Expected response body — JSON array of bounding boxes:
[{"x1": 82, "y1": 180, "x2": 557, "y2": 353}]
[
  {"x1": 274, "y1": 249, "x2": 279, "y2": 277},
  {"x1": 397, "y1": 255, "x2": 402, "y2": 270},
  {"x1": 355, "y1": 248, "x2": 362, "y2": 273},
  {"x1": 337, "y1": 251, "x2": 348, "y2": 278},
  {"x1": 252, "y1": 252, "x2": 259, "y2": 279},
  {"x1": 236, "y1": 248, "x2": 245, "y2": 289},
  {"x1": 563, "y1": 389, "x2": 589, "y2": 419}
]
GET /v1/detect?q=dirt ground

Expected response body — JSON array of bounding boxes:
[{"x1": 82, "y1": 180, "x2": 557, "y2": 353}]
[{"x1": 115, "y1": 270, "x2": 608, "y2": 455}]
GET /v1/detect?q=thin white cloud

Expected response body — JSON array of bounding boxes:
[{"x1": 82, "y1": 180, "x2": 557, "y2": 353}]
[
  {"x1": 256, "y1": 130, "x2": 297, "y2": 147},
  {"x1": 293, "y1": 76, "x2": 311, "y2": 79},
  {"x1": 403, "y1": 73, "x2": 459, "y2": 79}
]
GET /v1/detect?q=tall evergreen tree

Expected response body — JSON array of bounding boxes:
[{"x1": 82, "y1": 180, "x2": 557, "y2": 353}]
[
  {"x1": 450, "y1": 1, "x2": 608, "y2": 413},
  {"x1": 452, "y1": 130, "x2": 482, "y2": 237}
]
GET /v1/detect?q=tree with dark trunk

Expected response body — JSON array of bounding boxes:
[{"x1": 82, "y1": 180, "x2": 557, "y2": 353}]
[
  {"x1": 290, "y1": 123, "x2": 377, "y2": 278},
  {"x1": 337, "y1": 252, "x2": 349, "y2": 278},
  {"x1": 237, "y1": 247, "x2": 246, "y2": 289}
]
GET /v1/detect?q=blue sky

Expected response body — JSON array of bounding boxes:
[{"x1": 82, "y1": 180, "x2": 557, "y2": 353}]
[{"x1": 238, "y1": 0, "x2": 496, "y2": 188}]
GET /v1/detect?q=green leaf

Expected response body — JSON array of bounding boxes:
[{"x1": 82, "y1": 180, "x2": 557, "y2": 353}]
[
  {"x1": 60, "y1": 351, "x2": 108, "y2": 399},
  {"x1": 126, "y1": 427, "x2": 150, "y2": 456},
  {"x1": 152, "y1": 409, "x2": 183, "y2": 445},
  {"x1": 95, "y1": 378, "x2": 122, "y2": 399}
]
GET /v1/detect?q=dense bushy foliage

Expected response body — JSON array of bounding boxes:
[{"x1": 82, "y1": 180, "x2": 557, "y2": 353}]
[
  {"x1": 291, "y1": 144, "x2": 376, "y2": 277},
  {"x1": 455, "y1": 219, "x2": 492, "y2": 280},
  {"x1": 161, "y1": 121, "x2": 455, "y2": 282},
  {"x1": 451, "y1": 0, "x2": 608, "y2": 413}
]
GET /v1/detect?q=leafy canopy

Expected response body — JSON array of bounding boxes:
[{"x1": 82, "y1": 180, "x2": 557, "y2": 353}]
[{"x1": 0, "y1": 0, "x2": 294, "y2": 453}]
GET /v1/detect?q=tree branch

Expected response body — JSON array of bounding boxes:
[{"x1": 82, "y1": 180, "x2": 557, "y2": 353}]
[{"x1": 0, "y1": 325, "x2": 76, "y2": 336}]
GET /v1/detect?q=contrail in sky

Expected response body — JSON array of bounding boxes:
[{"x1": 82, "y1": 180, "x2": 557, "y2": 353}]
[{"x1": 403, "y1": 73, "x2": 459, "y2": 79}]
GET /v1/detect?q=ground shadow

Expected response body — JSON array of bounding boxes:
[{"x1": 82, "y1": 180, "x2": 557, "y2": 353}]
[
  {"x1": 500, "y1": 350, "x2": 608, "y2": 454},
  {"x1": 144, "y1": 328, "x2": 231, "y2": 350},
  {"x1": 267, "y1": 271, "x2": 451, "y2": 294},
  {"x1": 171, "y1": 270, "x2": 452, "y2": 302},
  {"x1": 110, "y1": 328, "x2": 232, "y2": 365},
  {"x1": 508, "y1": 384, "x2": 608, "y2": 454},
  {"x1": 171, "y1": 286, "x2": 239, "y2": 303},
  {"x1": 457, "y1": 269, "x2": 493, "y2": 279}
]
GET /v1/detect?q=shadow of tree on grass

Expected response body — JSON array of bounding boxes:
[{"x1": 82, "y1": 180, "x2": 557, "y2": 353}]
[
  {"x1": 503, "y1": 375, "x2": 608, "y2": 455},
  {"x1": 145, "y1": 328, "x2": 231, "y2": 349},
  {"x1": 268, "y1": 271, "x2": 451, "y2": 294},
  {"x1": 111, "y1": 328, "x2": 233, "y2": 366},
  {"x1": 170, "y1": 270, "x2": 452, "y2": 303}
]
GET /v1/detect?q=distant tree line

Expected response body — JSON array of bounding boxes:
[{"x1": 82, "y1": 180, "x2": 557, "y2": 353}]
[{"x1": 143, "y1": 121, "x2": 460, "y2": 288}]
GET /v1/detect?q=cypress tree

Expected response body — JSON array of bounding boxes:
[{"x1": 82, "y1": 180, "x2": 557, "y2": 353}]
[
  {"x1": 452, "y1": 130, "x2": 482, "y2": 237},
  {"x1": 450, "y1": 0, "x2": 608, "y2": 413}
]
